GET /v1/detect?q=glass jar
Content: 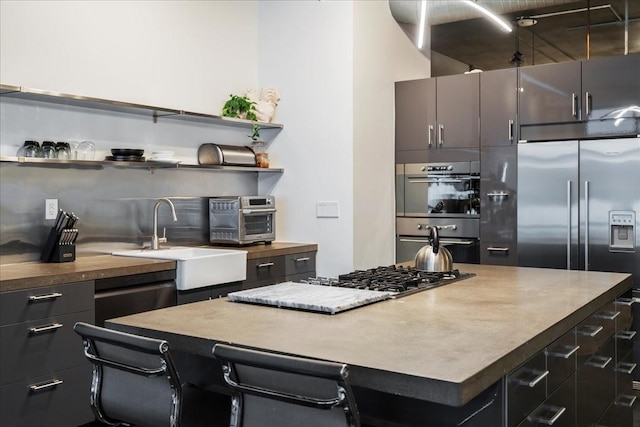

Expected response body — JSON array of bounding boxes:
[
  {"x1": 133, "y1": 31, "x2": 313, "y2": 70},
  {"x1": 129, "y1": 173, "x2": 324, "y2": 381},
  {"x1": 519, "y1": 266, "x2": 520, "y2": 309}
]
[
  {"x1": 55, "y1": 142, "x2": 71, "y2": 160},
  {"x1": 42, "y1": 141, "x2": 57, "y2": 158},
  {"x1": 22, "y1": 140, "x2": 42, "y2": 157}
]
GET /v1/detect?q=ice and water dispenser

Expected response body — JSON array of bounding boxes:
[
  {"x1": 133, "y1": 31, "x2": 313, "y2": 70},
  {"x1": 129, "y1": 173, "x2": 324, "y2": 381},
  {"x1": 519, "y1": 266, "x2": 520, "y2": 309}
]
[{"x1": 609, "y1": 210, "x2": 636, "y2": 252}]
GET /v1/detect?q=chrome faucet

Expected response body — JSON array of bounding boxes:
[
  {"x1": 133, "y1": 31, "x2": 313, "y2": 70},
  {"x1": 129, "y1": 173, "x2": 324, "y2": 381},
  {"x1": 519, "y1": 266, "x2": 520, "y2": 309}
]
[{"x1": 151, "y1": 198, "x2": 178, "y2": 250}]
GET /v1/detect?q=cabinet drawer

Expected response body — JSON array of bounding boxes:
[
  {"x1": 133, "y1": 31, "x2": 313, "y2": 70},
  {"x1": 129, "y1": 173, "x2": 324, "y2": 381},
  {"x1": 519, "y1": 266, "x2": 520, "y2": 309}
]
[
  {"x1": 245, "y1": 255, "x2": 285, "y2": 284},
  {"x1": 615, "y1": 349, "x2": 636, "y2": 396},
  {"x1": 0, "y1": 281, "x2": 94, "y2": 326},
  {"x1": 577, "y1": 302, "x2": 617, "y2": 365},
  {"x1": 517, "y1": 373, "x2": 576, "y2": 427},
  {"x1": 480, "y1": 242, "x2": 517, "y2": 266},
  {"x1": 576, "y1": 337, "x2": 616, "y2": 427},
  {"x1": 284, "y1": 251, "x2": 316, "y2": 277},
  {"x1": 614, "y1": 296, "x2": 634, "y2": 332},
  {"x1": 545, "y1": 328, "x2": 577, "y2": 393},
  {"x1": 0, "y1": 364, "x2": 94, "y2": 427},
  {"x1": 596, "y1": 394, "x2": 635, "y2": 427},
  {"x1": 507, "y1": 350, "x2": 548, "y2": 427},
  {"x1": 0, "y1": 310, "x2": 94, "y2": 385}
]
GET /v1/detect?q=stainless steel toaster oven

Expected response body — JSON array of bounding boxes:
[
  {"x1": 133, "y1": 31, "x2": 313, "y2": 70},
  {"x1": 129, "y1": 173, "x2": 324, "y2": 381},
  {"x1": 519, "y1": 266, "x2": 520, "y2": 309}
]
[{"x1": 209, "y1": 196, "x2": 275, "y2": 245}]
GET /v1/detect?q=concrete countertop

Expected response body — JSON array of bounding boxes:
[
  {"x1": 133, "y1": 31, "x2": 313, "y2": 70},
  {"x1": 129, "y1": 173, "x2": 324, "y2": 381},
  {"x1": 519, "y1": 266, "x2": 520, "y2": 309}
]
[
  {"x1": 0, "y1": 241, "x2": 317, "y2": 292},
  {"x1": 107, "y1": 264, "x2": 632, "y2": 407}
]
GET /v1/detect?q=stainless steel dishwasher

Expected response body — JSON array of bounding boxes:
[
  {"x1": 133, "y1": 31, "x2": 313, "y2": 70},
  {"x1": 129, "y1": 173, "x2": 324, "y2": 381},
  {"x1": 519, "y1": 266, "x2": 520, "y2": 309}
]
[{"x1": 94, "y1": 270, "x2": 177, "y2": 327}]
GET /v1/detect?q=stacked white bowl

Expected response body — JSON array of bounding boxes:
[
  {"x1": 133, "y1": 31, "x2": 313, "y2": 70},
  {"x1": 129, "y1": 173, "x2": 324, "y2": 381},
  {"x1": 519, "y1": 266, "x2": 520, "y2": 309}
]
[{"x1": 150, "y1": 151, "x2": 175, "y2": 162}]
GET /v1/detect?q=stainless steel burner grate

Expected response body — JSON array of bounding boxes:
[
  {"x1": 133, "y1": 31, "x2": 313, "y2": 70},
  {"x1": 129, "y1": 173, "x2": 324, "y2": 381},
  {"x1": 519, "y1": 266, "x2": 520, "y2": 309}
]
[{"x1": 301, "y1": 266, "x2": 475, "y2": 298}]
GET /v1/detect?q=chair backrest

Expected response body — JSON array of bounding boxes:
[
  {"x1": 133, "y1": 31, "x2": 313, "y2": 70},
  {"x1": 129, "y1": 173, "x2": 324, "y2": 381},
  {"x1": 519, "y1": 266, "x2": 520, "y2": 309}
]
[
  {"x1": 212, "y1": 343, "x2": 360, "y2": 427},
  {"x1": 73, "y1": 322, "x2": 183, "y2": 427}
]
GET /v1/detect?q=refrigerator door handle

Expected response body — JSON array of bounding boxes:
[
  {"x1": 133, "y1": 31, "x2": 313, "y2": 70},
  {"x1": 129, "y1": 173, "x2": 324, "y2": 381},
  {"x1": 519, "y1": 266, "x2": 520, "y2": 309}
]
[
  {"x1": 567, "y1": 181, "x2": 571, "y2": 270},
  {"x1": 585, "y1": 180, "x2": 590, "y2": 271}
]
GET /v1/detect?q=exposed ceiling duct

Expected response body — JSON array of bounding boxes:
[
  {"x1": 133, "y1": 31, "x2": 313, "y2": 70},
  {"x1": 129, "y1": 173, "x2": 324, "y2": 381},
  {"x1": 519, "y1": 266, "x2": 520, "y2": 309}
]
[
  {"x1": 389, "y1": 0, "x2": 639, "y2": 75},
  {"x1": 389, "y1": 0, "x2": 579, "y2": 26}
]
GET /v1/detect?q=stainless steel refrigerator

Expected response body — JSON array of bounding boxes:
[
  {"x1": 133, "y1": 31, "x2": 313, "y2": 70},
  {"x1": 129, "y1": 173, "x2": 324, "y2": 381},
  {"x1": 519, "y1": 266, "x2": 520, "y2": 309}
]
[
  {"x1": 518, "y1": 137, "x2": 640, "y2": 386},
  {"x1": 517, "y1": 137, "x2": 639, "y2": 278}
]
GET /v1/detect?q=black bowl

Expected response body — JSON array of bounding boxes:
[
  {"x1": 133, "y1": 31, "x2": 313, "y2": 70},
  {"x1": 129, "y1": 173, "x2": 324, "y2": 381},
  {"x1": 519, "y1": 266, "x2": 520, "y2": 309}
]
[{"x1": 111, "y1": 148, "x2": 144, "y2": 157}]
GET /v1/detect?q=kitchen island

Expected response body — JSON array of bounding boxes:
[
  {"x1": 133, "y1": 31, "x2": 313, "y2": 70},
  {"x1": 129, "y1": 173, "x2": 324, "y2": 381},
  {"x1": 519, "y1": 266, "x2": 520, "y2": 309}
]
[{"x1": 107, "y1": 264, "x2": 633, "y2": 426}]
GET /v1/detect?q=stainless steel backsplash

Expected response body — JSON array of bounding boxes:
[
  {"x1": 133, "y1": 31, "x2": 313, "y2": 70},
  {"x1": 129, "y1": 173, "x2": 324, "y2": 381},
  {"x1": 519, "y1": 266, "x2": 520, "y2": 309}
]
[{"x1": 0, "y1": 163, "x2": 257, "y2": 263}]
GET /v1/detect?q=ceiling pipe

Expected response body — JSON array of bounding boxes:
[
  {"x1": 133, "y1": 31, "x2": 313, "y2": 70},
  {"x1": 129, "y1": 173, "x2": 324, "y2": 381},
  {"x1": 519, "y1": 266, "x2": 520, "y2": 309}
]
[
  {"x1": 587, "y1": 0, "x2": 591, "y2": 59},
  {"x1": 625, "y1": 0, "x2": 629, "y2": 54}
]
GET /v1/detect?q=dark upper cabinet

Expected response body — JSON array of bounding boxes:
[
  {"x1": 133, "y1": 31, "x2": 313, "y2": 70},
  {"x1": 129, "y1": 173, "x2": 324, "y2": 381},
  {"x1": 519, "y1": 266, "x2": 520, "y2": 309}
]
[
  {"x1": 519, "y1": 53, "x2": 640, "y2": 127},
  {"x1": 480, "y1": 68, "x2": 517, "y2": 147},
  {"x1": 436, "y1": 72, "x2": 480, "y2": 150},
  {"x1": 519, "y1": 61, "x2": 582, "y2": 126},
  {"x1": 395, "y1": 78, "x2": 436, "y2": 152},
  {"x1": 395, "y1": 73, "x2": 479, "y2": 154},
  {"x1": 581, "y1": 53, "x2": 640, "y2": 120}
]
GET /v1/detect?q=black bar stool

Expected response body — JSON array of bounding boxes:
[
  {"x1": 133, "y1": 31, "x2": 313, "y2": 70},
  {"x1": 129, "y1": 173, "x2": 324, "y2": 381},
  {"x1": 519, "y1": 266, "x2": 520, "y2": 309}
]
[
  {"x1": 74, "y1": 322, "x2": 230, "y2": 427},
  {"x1": 213, "y1": 343, "x2": 360, "y2": 427}
]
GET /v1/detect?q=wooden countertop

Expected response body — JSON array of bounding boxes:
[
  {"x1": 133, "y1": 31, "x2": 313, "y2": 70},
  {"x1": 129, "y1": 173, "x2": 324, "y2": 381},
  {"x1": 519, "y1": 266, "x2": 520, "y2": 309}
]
[
  {"x1": 107, "y1": 264, "x2": 632, "y2": 407},
  {"x1": 0, "y1": 242, "x2": 317, "y2": 292},
  {"x1": 0, "y1": 256, "x2": 176, "y2": 292}
]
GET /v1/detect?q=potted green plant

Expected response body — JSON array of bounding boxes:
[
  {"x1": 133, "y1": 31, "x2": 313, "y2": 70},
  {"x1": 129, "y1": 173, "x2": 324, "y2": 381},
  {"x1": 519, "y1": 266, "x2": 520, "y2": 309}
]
[{"x1": 221, "y1": 94, "x2": 258, "y2": 121}]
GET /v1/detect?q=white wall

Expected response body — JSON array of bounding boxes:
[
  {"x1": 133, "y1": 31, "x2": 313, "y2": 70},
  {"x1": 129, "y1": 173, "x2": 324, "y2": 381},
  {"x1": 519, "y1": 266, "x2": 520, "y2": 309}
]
[
  {"x1": 1, "y1": 0, "x2": 433, "y2": 276},
  {"x1": 352, "y1": 1, "x2": 430, "y2": 269},
  {"x1": 0, "y1": 0, "x2": 258, "y2": 114},
  {"x1": 258, "y1": 1, "x2": 355, "y2": 277}
]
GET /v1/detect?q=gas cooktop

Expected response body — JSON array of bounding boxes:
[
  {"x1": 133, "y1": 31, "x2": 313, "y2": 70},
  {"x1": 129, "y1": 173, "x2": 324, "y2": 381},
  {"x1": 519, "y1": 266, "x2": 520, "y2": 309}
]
[
  {"x1": 227, "y1": 266, "x2": 475, "y2": 314},
  {"x1": 301, "y1": 265, "x2": 475, "y2": 298}
]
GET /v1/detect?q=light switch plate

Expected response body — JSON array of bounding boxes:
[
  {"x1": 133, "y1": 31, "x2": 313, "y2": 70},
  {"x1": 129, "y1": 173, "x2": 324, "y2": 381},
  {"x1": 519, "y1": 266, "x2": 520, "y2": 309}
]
[{"x1": 316, "y1": 201, "x2": 339, "y2": 218}]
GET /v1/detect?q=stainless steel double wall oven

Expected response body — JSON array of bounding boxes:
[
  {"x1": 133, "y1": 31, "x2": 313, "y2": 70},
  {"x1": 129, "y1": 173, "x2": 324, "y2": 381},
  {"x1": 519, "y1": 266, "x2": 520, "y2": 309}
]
[{"x1": 396, "y1": 161, "x2": 480, "y2": 264}]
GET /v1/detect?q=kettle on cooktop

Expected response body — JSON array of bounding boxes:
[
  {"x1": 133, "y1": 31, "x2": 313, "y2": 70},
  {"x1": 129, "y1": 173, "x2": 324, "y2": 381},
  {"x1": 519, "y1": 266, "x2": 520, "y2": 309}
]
[{"x1": 414, "y1": 226, "x2": 453, "y2": 272}]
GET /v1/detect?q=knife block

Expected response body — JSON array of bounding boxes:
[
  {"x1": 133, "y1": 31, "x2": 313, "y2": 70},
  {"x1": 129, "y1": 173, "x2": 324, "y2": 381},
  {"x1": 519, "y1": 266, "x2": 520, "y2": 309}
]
[
  {"x1": 41, "y1": 227, "x2": 76, "y2": 263},
  {"x1": 50, "y1": 244, "x2": 76, "y2": 263}
]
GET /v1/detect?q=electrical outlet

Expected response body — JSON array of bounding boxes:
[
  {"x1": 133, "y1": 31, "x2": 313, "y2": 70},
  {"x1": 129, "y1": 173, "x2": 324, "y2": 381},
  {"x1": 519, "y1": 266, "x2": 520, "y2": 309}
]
[{"x1": 45, "y1": 199, "x2": 58, "y2": 220}]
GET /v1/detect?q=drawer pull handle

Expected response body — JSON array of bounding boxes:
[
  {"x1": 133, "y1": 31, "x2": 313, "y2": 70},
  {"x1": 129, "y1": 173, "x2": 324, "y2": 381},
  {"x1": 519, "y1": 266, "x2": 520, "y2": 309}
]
[
  {"x1": 257, "y1": 262, "x2": 275, "y2": 268},
  {"x1": 512, "y1": 369, "x2": 549, "y2": 388},
  {"x1": 595, "y1": 310, "x2": 620, "y2": 321},
  {"x1": 546, "y1": 344, "x2": 580, "y2": 359},
  {"x1": 577, "y1": 325, "x2": 603, "y2": 337},
  {"x1": 29, "y1": 292, "x2": 63, "y2": 301},
  {"x1": 29, "y1": 379, "x2": 63, "y2": 392},
  {"x1": 616, "y1": 330, "x2": 636, "y2": 340},
  {"x1": 527, "y1": 405, "x2": 566, "y2": 425},
  {"x1": 294, "y1": 257, "x2": 310, "y2": 262},
  {"x1": 615, "y1": 362, "x2": 637, "y2": 374},
  {"x1": 614, "y1": 394, "x2": 637, "y2": 408},
  {"x1": 614, "y1": 297, "x2": 635, "y2": 306},
  {"x1": 487, "y1": 247, "x2": 509, "y2": 252},
  {"x1": 487, "y1": 192, "x2": 509, "y2": 198},
  {"x1": 586, "y1": 355, "x2": 612, "y2": 369},
  {"x1": 29, "y1": 323, "x2": 63, "y2": 333}
]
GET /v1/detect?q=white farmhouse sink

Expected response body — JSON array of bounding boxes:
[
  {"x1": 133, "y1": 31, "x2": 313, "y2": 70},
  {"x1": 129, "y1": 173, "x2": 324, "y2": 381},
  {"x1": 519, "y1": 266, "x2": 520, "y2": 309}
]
[{"x1": 113, "y1": 247, "x2": 247, "y2": 291}]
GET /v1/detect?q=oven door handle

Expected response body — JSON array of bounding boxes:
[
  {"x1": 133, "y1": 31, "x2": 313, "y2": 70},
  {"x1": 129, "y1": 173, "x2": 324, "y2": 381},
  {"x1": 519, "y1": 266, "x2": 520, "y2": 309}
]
[
  {"x1": 399, "y1": 238, "x2": 476, "y2": 245},
  {"x1": 399, "y1": 238, "x2": 430, "y2": 243},
  {"x1": 241, "y1": 208, "x2": 277, "y2": 214},
  {"x1": 439, "y1": 239, "x2": 476, "y2": 245},
  {"x1": 407, "y1": 178, "x2": 465, "y2": 183}
]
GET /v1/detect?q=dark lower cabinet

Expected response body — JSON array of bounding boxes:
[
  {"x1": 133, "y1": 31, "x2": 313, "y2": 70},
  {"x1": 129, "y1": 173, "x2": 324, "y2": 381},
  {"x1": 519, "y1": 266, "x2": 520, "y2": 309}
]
[
  {"x1": 507, "y1": 351, "x2": 547, "y2": 427},
  {"x1": 517, "y1": 373, "x2": 576, "y2": 427},
  {"x1": 0, "y1": 281, "x2": 95, "y2": 427},
  {"x1": 512, "y1": 296, "x2": 631, "y2": 427},
  {"x1": 0, "y1": 364, "x2": 94, "y2": 427}
]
